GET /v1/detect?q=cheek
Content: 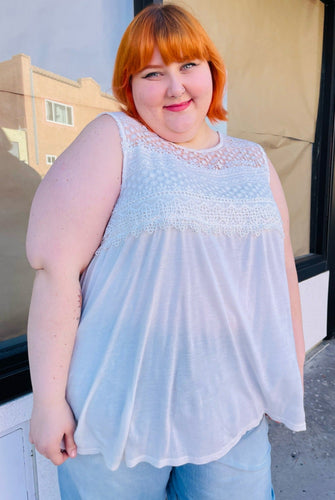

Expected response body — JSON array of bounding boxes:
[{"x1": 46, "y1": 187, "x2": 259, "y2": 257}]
[
  {"x1": 132, "y1": 83, "x2": 162, "y2": 113},
  {"x1": 204, "y1": 79, "x2": 213, "y2": 109},
  {"x1": 189, "y1": 70, "x2": 213, "y2": 104},
  {"x1": 132, "y1": 89, "x2": 145, "y2": 113},
  {"x1": 198, "y1": 71, "x2": 213, "y2": 97}
]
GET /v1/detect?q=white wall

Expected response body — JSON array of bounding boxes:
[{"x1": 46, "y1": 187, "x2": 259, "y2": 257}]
[
  {"x1": 299, "y1": 270, "x2": 329, "y2": 352},
  {"x1": 0, "y1": 270, "x2": 329, "y2": 499},
  {"x1": 0, "y1": 394, "x2": 60, "y2": 500}
]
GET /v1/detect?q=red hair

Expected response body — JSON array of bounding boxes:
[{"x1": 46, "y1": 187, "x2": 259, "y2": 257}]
[{"x1": 112, "y1": 4, "x2": 227, "y2": 124}]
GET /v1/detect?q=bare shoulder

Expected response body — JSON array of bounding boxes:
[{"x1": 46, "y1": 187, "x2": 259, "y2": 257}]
[
  {"x1": 26, "y1": 114, "x2": 122, "y2": 273},
  {"x1": 45, "y1": 113, "x2": 122, "y2": 178}
]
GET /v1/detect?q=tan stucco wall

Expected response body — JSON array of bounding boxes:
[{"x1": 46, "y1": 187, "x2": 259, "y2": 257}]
[{"x1": 31, "y1": 69, "x2": 120, "y2": 176}]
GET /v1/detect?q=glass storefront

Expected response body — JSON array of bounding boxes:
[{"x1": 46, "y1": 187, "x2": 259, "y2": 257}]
[{"x1": 0, "y1": 0, "x2": 133, "y2": 345}]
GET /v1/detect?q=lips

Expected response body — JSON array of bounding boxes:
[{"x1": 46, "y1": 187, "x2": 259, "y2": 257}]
[{"x1": 163, "y1": 99, "x2": 192, "y2": 112}]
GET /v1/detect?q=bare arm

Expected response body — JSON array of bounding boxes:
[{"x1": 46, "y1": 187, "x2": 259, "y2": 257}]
[
  {"x1": 269, "y1": 160, "x2": 305, "y2": 386},
  {"x1": 27, "y1": 114, "x2": 122, "y2": 465}
]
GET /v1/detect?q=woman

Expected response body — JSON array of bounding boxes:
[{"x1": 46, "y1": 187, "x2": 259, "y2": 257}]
[{"x1": 27, "y1": 4, "x2": 305, "y2": 499}]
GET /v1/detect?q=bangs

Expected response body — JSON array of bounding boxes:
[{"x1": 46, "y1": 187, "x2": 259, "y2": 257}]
[
  {"x1": 142, "y1": 32, "x2": 208, "y2": 71},
  {"x1": 129, "y1": 7, "x2": 211, "y2": 74}
]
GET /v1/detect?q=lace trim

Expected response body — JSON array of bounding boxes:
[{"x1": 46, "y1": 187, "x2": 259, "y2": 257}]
[{"x1": 96, "y1": 197, "x2": 283, "y2": 251}]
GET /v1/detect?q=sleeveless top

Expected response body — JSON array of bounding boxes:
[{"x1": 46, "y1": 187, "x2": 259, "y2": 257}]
[{"x1": 66, "y1": 111, "x2": 306, "y2": 471}]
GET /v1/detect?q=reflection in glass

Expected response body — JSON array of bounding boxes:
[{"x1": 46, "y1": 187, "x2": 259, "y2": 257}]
[
  {"x1": 0, "y1": 0, "x2": 134, "y2": 397},
  {"x1": 0, "y1": 51, "x2": 123, "y2": 341},
  {"x1": 46, "y1": 100, "x2": 74, "y2": 126},
  {"x1": 46, "y1": 154, "x2": 57, "y2": 165},
  {"x1": 0, "y1": 127, "x2": 40, "y2": 341}
]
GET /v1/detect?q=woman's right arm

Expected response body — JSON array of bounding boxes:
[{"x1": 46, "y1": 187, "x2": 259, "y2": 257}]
[{"x1": 27, "y1": 114, "x2": 122, "y2": 465}]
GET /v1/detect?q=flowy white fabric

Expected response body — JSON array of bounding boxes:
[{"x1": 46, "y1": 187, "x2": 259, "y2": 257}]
[{"x1": 66, "y1": 112, "x2": 306, "y2": 471}]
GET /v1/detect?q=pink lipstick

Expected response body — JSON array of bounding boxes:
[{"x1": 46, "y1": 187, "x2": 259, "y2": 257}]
[{"x1": 163, "y1": 99, "x2": 192, "y2": 112}]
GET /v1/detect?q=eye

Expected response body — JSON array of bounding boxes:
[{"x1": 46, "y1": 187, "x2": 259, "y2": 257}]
[
  {"x1": 143, "y1": 71, "x2": 162, "y2": 79},
  {"x1": 181, "y1": 62, "x2": 197, "y2": 70}
]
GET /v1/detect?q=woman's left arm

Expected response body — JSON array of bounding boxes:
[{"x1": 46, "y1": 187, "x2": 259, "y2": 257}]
[{"x1": 268, "y1": 160, "x2": 305, "y2": 386}]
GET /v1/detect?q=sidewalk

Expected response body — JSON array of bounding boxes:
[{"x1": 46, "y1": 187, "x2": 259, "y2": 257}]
[{"x1": 269, "y1": 338, "x2": 335, "y2": 499}]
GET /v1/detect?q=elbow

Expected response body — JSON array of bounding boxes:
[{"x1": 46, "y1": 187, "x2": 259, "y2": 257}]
[
  {"x1": 26, "y1": 239, "x2": 82, "y2": 280},
  {"x1": 26, "y1": 231, "x2": 46, "y2": 271},
  {"x1": 26, "y1": 243, "x2": 43, "y2": 271}
]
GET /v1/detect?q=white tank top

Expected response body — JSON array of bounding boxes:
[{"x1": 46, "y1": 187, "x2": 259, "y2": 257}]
[{"x1": 66, "y1": 111, "x2": 306, "y2": 471}]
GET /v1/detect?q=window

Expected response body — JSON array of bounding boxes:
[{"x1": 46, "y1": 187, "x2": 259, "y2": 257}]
[
  {"x1": 9, "y1": 141, "x2": 19, "y2": 159},
  {"x1": 0, "y1": 0, "x2": 135, "y2": 403},
  {"x1": 46, "y1": 154, "x2": 57, "y2": 165},
  {"x1": 45, "y1": 99, "x2": 73, "y2": 126}
]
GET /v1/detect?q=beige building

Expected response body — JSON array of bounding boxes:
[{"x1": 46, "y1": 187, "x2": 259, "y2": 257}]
[{"x1": 0, "y1": 53, "x2": 120, "y2": 177}]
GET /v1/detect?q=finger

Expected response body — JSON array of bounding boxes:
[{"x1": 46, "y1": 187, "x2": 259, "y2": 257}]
[
  {"x1": 36, "y1": 443, "x2": 68, "y2": 466},
  {"x1": 50, "y1": 442, "x2": 72, "y2": 466},
  {"x1": 60, "y1": 437, "x2": 66, "y2": 451},
  {"x1": 52, "y1": 450, "x2": 70, "y2": 466},
  {"x1": 64, "y1": 432, "x2": 77, "y2": 459}
]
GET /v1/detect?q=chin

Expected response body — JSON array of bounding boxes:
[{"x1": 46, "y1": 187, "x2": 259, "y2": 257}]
[
  {"x1": 160, "y1": 128, "x2": 196, "y2": 143},
  {"x1": 166, "y1": 122, "x2": 199, "y2": 138}
]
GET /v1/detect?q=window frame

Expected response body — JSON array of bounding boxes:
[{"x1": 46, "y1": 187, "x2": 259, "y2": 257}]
[
  {"x1": 45, "y1": 99, "x2": 74, "y2": 127},
  {"x1": 296, "y1": 1, "x2": 335, "y2": 275},
  {"x1": 133, "y1": 0, "x2": 162, "y2": 16},
  {"x1": 318, "y1": 0, "x2": 335, "y2": 338},
  {"x1": 46, "y1": 154, "x2": 57, "y2": 165},
  {"x1": 0, "y1": 336, "x2": 31, "y2": 404},
  {"x1": 296, "y1": 1, "x2": 335, "y2": 338}
]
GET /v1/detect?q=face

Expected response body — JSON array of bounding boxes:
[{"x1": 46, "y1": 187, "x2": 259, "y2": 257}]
[{"x1": 131, "y1": 47, "x2": 216, "y2": 149}]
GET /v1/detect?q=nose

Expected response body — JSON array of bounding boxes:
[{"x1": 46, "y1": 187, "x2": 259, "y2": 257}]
[{"x1": 166, "y1": 74, "x2": 185, "y2": 98}]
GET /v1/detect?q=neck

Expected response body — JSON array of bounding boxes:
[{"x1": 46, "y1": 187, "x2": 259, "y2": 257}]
[{"x1": 177, "y1": 123, "x2": 219, "y2": 150}]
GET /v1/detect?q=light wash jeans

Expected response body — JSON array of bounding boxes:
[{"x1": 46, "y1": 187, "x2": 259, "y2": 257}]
[{"x1": 58, "y1": 416, "x2": 275, "y2": 499}]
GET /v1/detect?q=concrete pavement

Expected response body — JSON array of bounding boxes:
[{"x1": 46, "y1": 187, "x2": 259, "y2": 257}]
[{"x1": 269, "y1": 338, "x2": 335, "y2": 499}]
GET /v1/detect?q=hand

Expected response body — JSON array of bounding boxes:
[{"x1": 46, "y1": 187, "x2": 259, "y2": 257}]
[{"x1": 29, "y1": 398, "x2": 77, "y2": 465}]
